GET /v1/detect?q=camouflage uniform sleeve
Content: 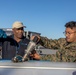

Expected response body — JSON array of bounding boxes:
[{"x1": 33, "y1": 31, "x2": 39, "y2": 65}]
[
  {"x1": 40, "y1": 49, "x2": 61, "y2": 62},
  {"x1": 40, "y1": 36, "x2": 58, "y2": 49},
  {"x1": 41, "y1": 47, "x2": 76, "y2": 62},
  {"x1": 40, "y1": 36, "x2": 66, "y2": 49}
]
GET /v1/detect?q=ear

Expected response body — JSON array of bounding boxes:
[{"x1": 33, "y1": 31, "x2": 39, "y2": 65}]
[
  {"x1": 12, "y1": 28, "x2": 14, "y2": 31},
  {"x1": 12, "y1": 28, "x2": 15, "y2": 33}
]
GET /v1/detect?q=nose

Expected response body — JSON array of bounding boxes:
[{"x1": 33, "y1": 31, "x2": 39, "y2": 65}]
[
  {"x1": 65, "y1": 33, "x2": 70, "y2": 39},
  {"x1": 19, "y1": 29, "x2": 23, "y2": 32},
  {"x1": 65, "y1": 33, "x2": 68, "y2": 37},
  {"x1": 18, "y1": 30, "x2": 23, "y2": 34}
]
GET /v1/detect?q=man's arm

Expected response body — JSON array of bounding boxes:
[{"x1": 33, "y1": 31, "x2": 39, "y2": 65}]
[
  {"x1": 40, "y1": 49, "x2": 76, "y2": 62},
  {"x1": 40, "y1": 36, "x2": 66, "y2": 49}
]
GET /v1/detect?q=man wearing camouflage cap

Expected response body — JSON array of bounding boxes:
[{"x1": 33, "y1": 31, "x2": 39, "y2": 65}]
[{"x1": 40, "y1": 21, "x2": 76, "y2": 62}]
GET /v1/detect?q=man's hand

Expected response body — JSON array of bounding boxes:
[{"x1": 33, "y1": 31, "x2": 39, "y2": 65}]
[
  {"x1": 30, "y1": 35, "x2": 40, "y2": 44},
  {"x1": 30, "y1": 53, "x2": 40, "y2": 60}
]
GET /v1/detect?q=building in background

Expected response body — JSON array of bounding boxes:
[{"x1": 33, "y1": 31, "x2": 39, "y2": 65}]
[{"x1": 1, "y1": 28, "x2": 41, "y2": 39}]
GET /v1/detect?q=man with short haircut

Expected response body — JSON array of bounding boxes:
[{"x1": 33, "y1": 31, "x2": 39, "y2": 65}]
[
  {"x1": 2, "y1": 21, "x2": 40, "y2": 60},
  {"x1": 40, "y1": 21, "x2": 76, "y2": 62}
]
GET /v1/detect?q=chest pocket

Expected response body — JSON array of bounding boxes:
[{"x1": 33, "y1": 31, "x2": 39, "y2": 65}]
[{"x1": 17, "y1": 43, "x2": 28, "y2": 56}]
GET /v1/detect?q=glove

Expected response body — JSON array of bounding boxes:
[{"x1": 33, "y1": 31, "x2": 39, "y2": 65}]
[
  {"x1": 12, "y1": 55, "x2": 29, "y2": 63},
  {"x1": 12, "y1": 55, "x2": 23, "y2": 62},
  {"x1": 0, "y1": 29, "x2": 7, "y2": 38}
]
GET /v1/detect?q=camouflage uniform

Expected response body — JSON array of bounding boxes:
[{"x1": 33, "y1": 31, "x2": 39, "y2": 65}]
[{"x1": 40, "y1": 36, "x2": 76, "y2": 62}]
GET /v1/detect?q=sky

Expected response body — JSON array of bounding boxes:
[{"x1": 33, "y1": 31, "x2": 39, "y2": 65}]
[{"x1": 0, "y1": 0, "x2": 76, "y2": 39}]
